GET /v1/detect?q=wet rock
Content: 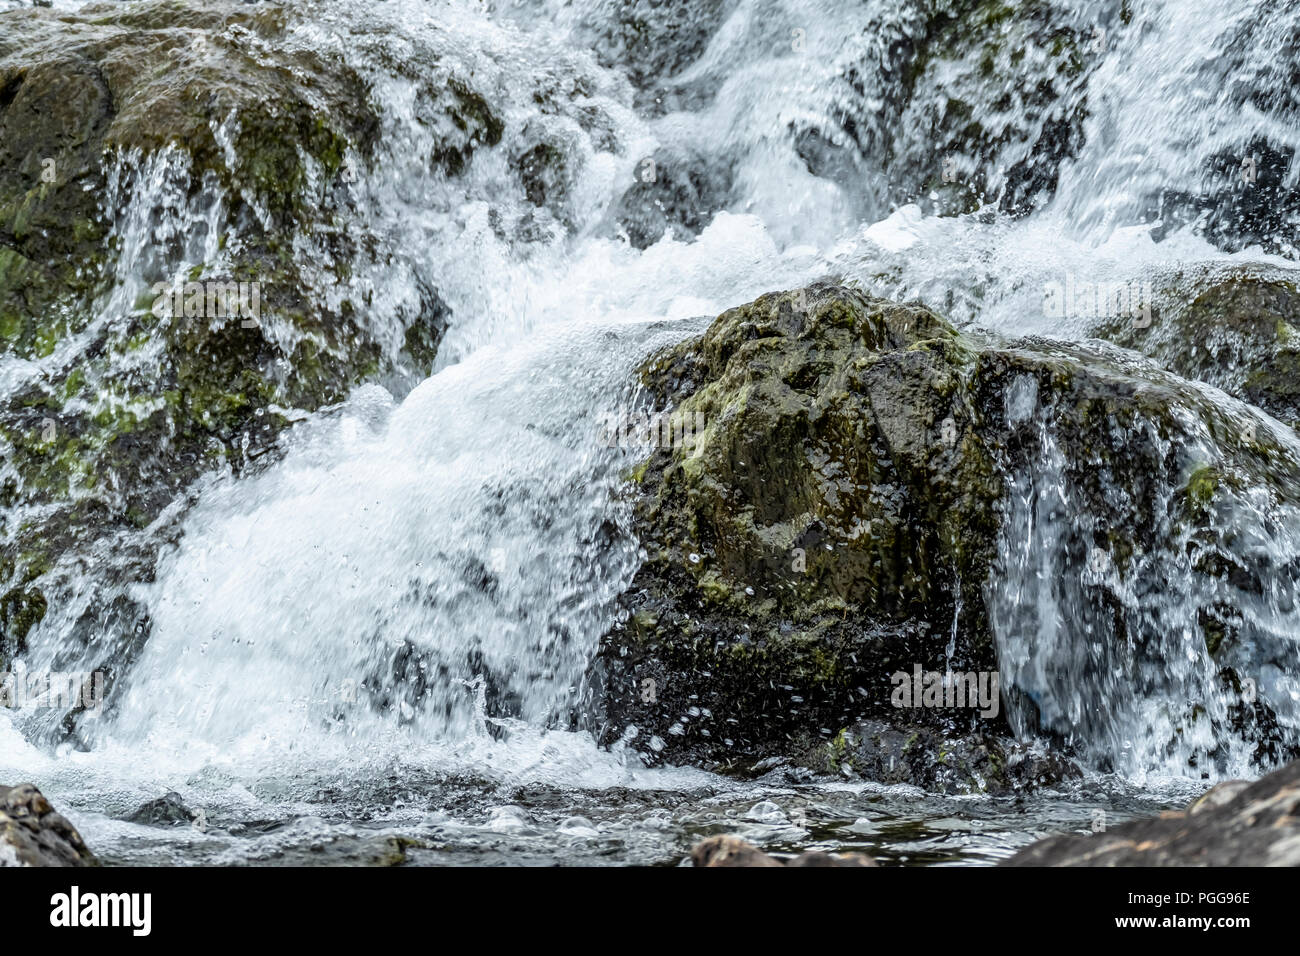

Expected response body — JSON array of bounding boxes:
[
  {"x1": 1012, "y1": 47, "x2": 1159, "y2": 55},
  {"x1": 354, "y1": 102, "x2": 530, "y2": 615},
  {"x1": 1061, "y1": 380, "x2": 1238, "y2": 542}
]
[
  {"x1": 1094, "y1": 264, "x2": 1300, "y2": 428},
  {"x1": 892, "y1": 0, "x2": 1099, "y2": 218},
  {"x1": 690, "y1": 834, "x2": 874, "y2": 867},
  {"x1": 517, "y1": 142, "x2": 569, "y2": 212},
  {"x1": 0, "y1": 782, "x2": 95, "y2": 866},
  {"x1": 691, "y1": 834, "x2": 782, "y2": 867},
  {"x1": 1151, "y1": 142, "x2": 1300, "y2": 258},
  {"x1": 785, "y1": 848, "x2": 877, "y2": 867},
  {"x1": 0, "y1": 0, "x2": 462, "y2": 542},
  {"x1": 797, "y1": 719, "x2": 1082, "y2": 796},
  {"x1": 590, "y1": 281, "x2": 1004, "y2": 770},
  {"x1": 1123, "y1": 11, "x2": 1300, "y2": 254},
  {"x1": 584, "y1": 0, "x2": 732, "y2": 110},
  {"x1": 0, "y1": 0, "x2": 483, "y2": 738},
  {"x1": 0, "y1": 582, "x2": 44, "y2": 667},
  {"x1": 127, "y1": 790, "x2": 196, "y2": 827},
  {"x1": 610, "y1": 144, "x2": 734, "y2": 249},
  {"x1": 591, "y1": 280, "x2": 1300, "y2": 776},
  {"x1": 1177, "y1": 13, "x2": 1300, "y2": 256},
  {"x1": 1187, "y1": 778, "x2": 1251, "y2": 814},
  {"x1": 1005, "y1": 759, "x2": 1300, "y2": 865}
]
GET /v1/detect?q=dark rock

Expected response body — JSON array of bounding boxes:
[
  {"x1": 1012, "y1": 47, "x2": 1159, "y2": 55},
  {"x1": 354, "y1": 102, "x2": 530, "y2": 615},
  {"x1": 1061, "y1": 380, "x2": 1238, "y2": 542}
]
[
  {"x1": 0, "y1": 782, "x2": 95, "y2": 866},
  {"x1": 892, "y1": 0, "x2": 1098, "y2": 218},
  {"x1": 1148, "y1": 13, "x2": 1300, "y2": 260},
  {"x1": 611, "y1": 144, "x2": 734, "y2": 249},
  {"x1": 126, "y1": 791, "x2": 196, "y2": 827},
  {"x1": 691, "y1": 834, "x2": 783, "y2": 867},
  {"x1": 1094, "y1": 264, "x2": 1300, "y2": 427},
  {"x1": 785, "y1": 849, "x2": 876, "y2": 867},
  {"x1": 589, "y1": 282, "x2": 1003, "y2": 771},
  {"x1": 1004, "y1": 759, "x2": 1300, "y2": 865},
  {"x1": 796, "y1": 719, "x2": 1082, "y2": 795},
  {"x1": 584, "y1": 0, "x2": 732, "y2": 110},
  {"x1": 590, "y1": 280, "x2": 1300, "y2": 777}
]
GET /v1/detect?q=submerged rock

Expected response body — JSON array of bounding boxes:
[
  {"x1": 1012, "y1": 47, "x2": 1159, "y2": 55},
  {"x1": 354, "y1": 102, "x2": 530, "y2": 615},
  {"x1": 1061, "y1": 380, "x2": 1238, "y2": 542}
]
[
  {"x1": 591, "y1": 281, "x2": 1300, "y2": 777},
  {"x1": 126, "y1": 790, "x2": 197, "y2": 827},
  {"x1": 1005, "y1": 758, "x2": 1300, "y2": 865},
  {"x1": 0, "y1": 782, "x2": 95, "y2": 866},
  {"x1": 583, "y1": 0, "x2": 731, "y2": 111},
  {"x1": 690, "y1": 833, "x2": 875, "y2": 867}
]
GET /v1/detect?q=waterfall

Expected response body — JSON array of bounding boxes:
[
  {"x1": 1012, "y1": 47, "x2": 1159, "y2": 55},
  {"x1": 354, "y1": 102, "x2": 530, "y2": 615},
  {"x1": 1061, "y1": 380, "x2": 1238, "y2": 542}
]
[{"x1": 3, "y1": 0, "x2": 1300, "y2": 863}]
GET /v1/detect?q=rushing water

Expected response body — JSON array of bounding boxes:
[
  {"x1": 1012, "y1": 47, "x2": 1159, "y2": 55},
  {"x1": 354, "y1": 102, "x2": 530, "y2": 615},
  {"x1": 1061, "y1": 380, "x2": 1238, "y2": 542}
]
[{"x1": 3, "y1": 0, "x2": 1300, "y2": 864}]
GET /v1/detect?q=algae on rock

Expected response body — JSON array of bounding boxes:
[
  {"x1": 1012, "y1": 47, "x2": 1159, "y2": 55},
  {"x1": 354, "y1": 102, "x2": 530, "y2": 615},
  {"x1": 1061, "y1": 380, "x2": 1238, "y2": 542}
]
[{"x1": 593, "y1": 281, "x2": 1300, "y2": 778}]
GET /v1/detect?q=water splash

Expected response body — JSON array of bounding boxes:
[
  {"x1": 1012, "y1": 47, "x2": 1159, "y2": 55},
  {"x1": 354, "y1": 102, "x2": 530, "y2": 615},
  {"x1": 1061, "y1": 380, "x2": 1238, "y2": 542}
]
[{"x1": 4, "y1": 1, "x2": 1300, "y2": 858}]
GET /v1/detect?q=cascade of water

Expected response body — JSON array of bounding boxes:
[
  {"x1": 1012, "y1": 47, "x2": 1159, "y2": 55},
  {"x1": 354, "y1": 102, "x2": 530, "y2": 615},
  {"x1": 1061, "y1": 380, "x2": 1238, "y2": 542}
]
[{"x1": 3, "y1": 0, "x2": 1300, "y2": 807}]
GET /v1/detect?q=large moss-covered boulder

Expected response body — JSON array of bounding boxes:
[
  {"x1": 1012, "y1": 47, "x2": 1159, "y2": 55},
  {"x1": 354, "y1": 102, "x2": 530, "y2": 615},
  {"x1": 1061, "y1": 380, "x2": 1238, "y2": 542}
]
[
  {"x1": 590, "y1": 283, "x2": 1004, "y2": 771},
  {"x1": 0, "y1": 1, "x2": 491, "y2": 669},
  {"x1": 591, "y1": 281, "x2": 1300, "y2": 777}
]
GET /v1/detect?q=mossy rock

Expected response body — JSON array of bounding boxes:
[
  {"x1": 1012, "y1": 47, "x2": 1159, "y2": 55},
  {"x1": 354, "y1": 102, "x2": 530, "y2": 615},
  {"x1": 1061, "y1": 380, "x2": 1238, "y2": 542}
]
[
  {"x1": 0, "y1": 583, "x2": 46, "y2": 669},
  {"x1": 591, "y1": 282, "x2": 1300, "y2": 774},
  {"x1": 590, "y1": 282, "x2": 1004, "y2": 770},
  {"x1": 894, "y1": 0, "x2": 1097, "y2": 217},
  {"x1": 786, "y1": 0, "x2": 1099, "y2": 218},
  {"x1": 1092, "y1": 264, "x2": 1300, "y2": 428},
  {"x1": 0, "y1": 0, "x2": 483, "y2": 643}
]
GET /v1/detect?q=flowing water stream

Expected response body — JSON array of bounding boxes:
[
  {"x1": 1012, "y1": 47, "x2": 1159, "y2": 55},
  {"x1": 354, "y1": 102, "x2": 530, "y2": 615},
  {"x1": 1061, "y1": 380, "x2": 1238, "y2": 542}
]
[{"x1": 2, "y1": 0, "x2": 1299, "y2": 864}]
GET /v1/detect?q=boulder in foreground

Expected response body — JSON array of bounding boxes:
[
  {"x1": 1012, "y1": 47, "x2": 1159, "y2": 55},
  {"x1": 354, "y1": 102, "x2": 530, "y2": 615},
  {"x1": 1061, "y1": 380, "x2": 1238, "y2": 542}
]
[
  {"x1": 0, "y1": 783, "x2": 95, "y2": 866},
  {"x1": 1005, "y1": 759, "x2": 1300, "y2": 865},
  {"x1": 591, "y1": 280, "x2": 1300, "y2": 780},
  {"x1": 690, "y1": 834, "x2": 875, "y2": 867}
]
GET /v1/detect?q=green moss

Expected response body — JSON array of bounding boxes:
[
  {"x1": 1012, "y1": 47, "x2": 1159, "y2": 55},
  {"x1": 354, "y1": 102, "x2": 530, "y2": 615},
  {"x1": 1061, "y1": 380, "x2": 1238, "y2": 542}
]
[
  {"x1": 62, "y1": 369, "x2": 86, "y2": 400},
  {"x1": 1, "y1": 585, "x2": 48, "y2": 650},
  {"x1": 825, "y1": 728, "x2": 854, "y2": 772},
  {"x1": 1093, "y1": 270, "x2": 1300, "y2": 426},
  {"x1": 1186, "y1": 465, "x2": 1219, "y2": 512},
  {"x1": 0, "y1": 0, "x2": 465, "y2": 597}
]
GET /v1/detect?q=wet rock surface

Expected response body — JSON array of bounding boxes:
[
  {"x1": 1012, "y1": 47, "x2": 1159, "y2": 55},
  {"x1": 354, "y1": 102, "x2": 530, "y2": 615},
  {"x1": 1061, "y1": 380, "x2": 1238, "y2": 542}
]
[
  {"x1": 0, "y1": 782, "x2": 95, "y2": 866},
  {"x1": 1006, "y1": 758, "x2": 1300, "y2": 865},
  {"x1": 592, "y1": 280, "x2": 1300, "y2": 776},
  {"x1": 127, "y1": 790, "x2": 199, "y2": 827},
  {"x1": 893, "y1": 0, "x2": 1099, "y2": 218},
  {"x1": 1094, "y1": 264, "x2": 1300, "y2": 427},
  {"x1": 590, "y1": 281, "x2": 1003, "y2": 769},
  {"x1": 0, "y1": 1, "x2": 453, "y2": 583},
  {"x1": 690, "y1": 833, "x2": 876, "y2": 867},
  {"x1": 796, "y1": 719, "x2": 1082, "y2": 796}
]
